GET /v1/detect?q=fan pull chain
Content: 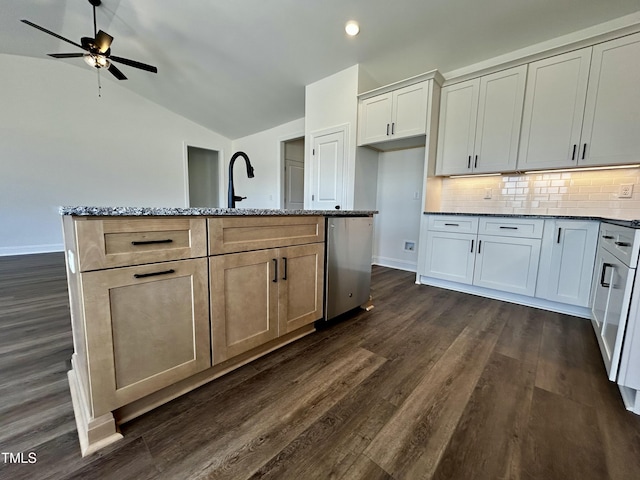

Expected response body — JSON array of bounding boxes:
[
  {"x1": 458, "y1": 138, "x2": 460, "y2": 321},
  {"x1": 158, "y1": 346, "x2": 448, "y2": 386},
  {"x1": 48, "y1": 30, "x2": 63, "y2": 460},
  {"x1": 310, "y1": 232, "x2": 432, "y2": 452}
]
[{"x1": 97, "y1": 68, "x2": 102, "y2": 97}]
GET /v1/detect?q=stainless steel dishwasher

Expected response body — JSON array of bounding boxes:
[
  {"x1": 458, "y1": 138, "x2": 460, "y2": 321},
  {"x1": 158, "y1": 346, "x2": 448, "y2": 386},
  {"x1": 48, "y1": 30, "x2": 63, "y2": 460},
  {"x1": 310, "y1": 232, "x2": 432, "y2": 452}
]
[{"x1": 324, "y1": 216, "x2": 374, "y2": 320}]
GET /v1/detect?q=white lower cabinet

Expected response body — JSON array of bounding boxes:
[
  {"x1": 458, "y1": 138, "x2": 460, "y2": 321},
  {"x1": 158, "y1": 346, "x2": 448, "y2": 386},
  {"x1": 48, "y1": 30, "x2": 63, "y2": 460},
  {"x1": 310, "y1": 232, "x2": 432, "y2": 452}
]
[
  {"x1": 536, "y1": 220, "x2": 599, "y2": 307},
  {"x1": 473, "y1": 235, "x2": 541, "y2": 296},
  {"x1": 423, "y1": 215, "x2": 543, "y2": 297},
  {"x1": 424, "y1": 230, "x2": 475, "y2": 284}
]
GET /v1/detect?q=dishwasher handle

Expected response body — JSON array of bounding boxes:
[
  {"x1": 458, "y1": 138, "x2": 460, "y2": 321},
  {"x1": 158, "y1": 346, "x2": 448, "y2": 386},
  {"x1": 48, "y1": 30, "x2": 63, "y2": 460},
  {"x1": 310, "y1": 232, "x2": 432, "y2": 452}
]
[{"x1": 600, "y1": 263, "x2": 613, "y2": 288}]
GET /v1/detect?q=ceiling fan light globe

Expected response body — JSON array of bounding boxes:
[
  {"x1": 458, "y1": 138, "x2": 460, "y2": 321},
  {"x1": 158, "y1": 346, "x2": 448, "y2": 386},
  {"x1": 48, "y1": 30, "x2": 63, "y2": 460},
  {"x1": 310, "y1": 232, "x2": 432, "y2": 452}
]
[{"x1": 83, "y1": 53, "x2": 110, "y2": 69}]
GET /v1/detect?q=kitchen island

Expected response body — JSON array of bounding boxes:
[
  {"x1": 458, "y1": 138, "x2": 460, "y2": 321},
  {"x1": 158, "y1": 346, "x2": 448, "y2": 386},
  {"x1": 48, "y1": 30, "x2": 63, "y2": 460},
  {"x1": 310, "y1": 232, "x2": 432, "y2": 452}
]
[{"x1": 60, "y1": 207, "x2": 375, "y2": 456}]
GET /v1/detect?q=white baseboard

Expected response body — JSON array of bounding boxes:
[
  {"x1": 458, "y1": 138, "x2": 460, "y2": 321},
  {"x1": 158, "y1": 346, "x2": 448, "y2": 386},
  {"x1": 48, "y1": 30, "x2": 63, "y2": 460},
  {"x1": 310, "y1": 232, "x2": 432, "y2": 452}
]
[
  {"x1": 0, "y1": 244, "x2": 64, "y2": 256},
  {"x1": 372, "y1": 256, "x2": 417, "y2": 273},
  {"x1": 418, "y1": 275, "x2": 591, "y2": 319}
]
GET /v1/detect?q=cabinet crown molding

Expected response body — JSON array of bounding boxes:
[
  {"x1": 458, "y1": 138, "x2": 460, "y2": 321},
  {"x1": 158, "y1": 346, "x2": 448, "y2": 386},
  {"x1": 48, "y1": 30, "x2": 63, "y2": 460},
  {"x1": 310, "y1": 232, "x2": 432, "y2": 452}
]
[{"x1": 358, "y1": 69, "x2": 444, "y2": 100}]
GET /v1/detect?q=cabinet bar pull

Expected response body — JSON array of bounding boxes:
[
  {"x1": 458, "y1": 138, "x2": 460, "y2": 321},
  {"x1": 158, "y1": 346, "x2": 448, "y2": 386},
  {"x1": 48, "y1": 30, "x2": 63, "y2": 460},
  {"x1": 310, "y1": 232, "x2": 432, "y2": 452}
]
[
  {"x1": 470, "y1": 239, "x2": 474, "y2": 253},
  {"x1": 478, "y1": 240, "x2": 482, "y2": 254},
  {"x1": 499, "y1": 226, "x2": 518, "y2": 230},
  {"x1": 571, "y1": 144, "x2": 577, "y2": 161},
  {"x1": 282, "y1": 257, "x2": 288, "y2": 280},
  {"x1": 391, "y1": 122, "x2": 395, "y2": 135},
  {"x1": 133, "y1": 269, "x2": 175, "y2": 279},
  {"x1": 474, "y1": 155, "x2": 478, "y2": 168},
  {"x1": 386, "y1": 124, "x2": 390, "y2": 136},
  {"x1": 602, "y1": 235, "x2": 614, "y2": 239},
  {"x1": 600, "y1": 263, "x2": 613, "y2": 288},
  {"x1": 557, "y1": 228, "x2": 562, "y2": 244},
  {"x1": 272, "y1": 259, "x2": 278, "y2": 283},
  {"x1": 581, "y1": 143, "x2": 587, "y2": 160},
  {"x1": 468, "y1": 156, "x2": 471, "y2": 169},
  {"x1": 444, "y1": 223, "x2": 459, "y2": 226},
  {"x1": 615, "y1": 241, "x2": 631, "y2": 247},
  {"x1": 131, "y1": 239, "x2": 173, "y2": 245}
]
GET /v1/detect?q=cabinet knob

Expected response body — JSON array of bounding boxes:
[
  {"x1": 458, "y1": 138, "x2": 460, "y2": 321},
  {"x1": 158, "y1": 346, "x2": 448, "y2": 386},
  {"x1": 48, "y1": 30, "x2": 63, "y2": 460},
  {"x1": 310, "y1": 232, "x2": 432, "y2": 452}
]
[{"x1": 335, "y1": 205, "x2": 341, "y2": 210}]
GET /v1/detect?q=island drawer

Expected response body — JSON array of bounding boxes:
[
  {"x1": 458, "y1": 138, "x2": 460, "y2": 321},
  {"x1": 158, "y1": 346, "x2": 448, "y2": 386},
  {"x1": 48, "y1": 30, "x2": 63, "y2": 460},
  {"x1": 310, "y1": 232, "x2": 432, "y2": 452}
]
[
  {"x1": 208, "y1": 216, "x2": 324, "y2": 254},
  {"x1": 72, "y1": 217, "x2": 207, "y2": 271},
  {"x1": 478, "y1": 217, "x2": 544, "y2": 238}
]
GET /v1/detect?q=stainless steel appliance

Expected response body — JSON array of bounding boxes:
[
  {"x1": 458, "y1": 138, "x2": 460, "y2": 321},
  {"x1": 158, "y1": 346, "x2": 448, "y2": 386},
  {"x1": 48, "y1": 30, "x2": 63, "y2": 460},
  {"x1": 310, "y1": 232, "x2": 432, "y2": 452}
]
[
  {"x1": 324, "y1": 216, "x2": 373, "y2": 320},
  {"x1": 591, "y1": 221, "x2": 640, "y2": 412}
]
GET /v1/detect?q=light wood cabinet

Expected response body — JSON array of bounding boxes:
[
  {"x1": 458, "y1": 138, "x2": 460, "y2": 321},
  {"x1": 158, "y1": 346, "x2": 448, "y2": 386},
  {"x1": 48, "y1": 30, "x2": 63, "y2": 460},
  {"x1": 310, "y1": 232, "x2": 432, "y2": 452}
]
[
  {"x1": 518, "y1": 32, "x2": 640, "y2": 171},
  {"x1": 210, "y1": 216, "x2": 325, "y2": 364},
  {"x1": 436, "y1": 65, "x2": 526, "y2": 175},
  {"x1": 80, "y1": 258, "x2": 210, "y2": 414},
  {"x1": 358, "y1": 81, "x2": 429, "y2": 146},
  {"x1": 536, "y1": 220, "x2": 598, "y2": 307}
]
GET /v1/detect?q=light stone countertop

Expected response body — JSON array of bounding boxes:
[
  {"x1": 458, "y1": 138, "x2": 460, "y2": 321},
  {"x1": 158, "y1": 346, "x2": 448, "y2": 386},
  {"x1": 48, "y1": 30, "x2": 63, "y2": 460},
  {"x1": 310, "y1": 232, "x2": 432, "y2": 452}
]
[{"x1": 59, "y1": 206, "x2": 377, "y2": 217}]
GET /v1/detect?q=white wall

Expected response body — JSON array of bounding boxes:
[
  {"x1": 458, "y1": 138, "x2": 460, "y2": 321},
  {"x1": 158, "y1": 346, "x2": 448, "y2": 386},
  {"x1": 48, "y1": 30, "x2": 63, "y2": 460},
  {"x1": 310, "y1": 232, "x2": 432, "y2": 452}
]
[
  {"x1": 0, "y1": 54, "x2": 231, "y2": 255},
  {"x1": 304, "y1": 65, "x2": 360, "y2": 209},
  {"x1": 230, "y1": 117, "x2": 305, "y2": 209},
  {"x1": 373, "y1": 148, "x2": 425, "y2": 272}
]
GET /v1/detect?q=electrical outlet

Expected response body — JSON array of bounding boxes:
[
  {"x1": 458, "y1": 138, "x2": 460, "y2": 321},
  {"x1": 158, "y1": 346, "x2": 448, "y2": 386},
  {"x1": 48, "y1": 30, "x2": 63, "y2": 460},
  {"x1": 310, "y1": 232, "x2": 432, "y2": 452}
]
[
  {"x1": 403, "y1": 241, "x2": 416, "y2": 252},
  {"x1": 620, "y1": 184, "x2": 634, "y2": 198},
  {"x1": 413, "y1": 191, "x2": 420, "y2": 200},
  {"x1": 484, "y1": 188, "x2": 492, "y2": 199}
]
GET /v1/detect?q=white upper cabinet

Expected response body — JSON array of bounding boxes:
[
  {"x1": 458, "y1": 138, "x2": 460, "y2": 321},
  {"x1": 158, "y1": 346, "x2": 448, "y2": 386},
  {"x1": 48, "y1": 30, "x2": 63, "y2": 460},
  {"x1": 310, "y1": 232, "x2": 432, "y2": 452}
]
[
  {"x1": 436, "y1": 65, "x2": 527, "y2": 175},
  {"x1": 518, "y1": 32, "x2": 640, "y2": 171},
  {"x1": 580, "y1": 33, "x2": 640, "y2": 167},
  {"x1": 358, "y1": 81, "x2": 428, "y2": 146},
  {"x1": 517, "y1": 48, "x2": 592, "y2": 171}
]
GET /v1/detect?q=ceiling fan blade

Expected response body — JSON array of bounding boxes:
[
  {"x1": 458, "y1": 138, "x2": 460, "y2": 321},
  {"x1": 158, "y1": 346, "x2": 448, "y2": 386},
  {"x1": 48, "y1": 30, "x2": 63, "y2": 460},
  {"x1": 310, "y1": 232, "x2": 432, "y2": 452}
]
[
  {"x1": 48, "y1": 53, "x2": 85, "y2": 59},
  {"x1": 110, "y1": 55, "x2": 158, "y2": 74},
  {"x1": 20, "y1": 19, "x2": 86, "y2": 51},
  {"x1": 95, "y1": 30, "x2": 113, "y2": 54},
  {"x1": 108, "y1": 63, "x2": 127, "y2": 80}
]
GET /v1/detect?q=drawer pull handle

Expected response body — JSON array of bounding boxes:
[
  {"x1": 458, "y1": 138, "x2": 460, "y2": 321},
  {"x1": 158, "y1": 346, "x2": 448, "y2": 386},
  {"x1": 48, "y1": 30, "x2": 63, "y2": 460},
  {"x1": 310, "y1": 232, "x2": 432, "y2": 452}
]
[
  {"x1": 615, "y1": 241, "x2": 631, "y2": 247},
  {"x1": 600, "y1": 263, "x2": 613, "y2": 288},
  {"x1": 134, "y1": 269, "x2": 175, "y2": 279},
  {"x1": 131, "y1": 239, "x2": 174, "y2": 245},
  {"x1": 273, "y1": 259, "x2": 278, "y2": 283},
  {"x1": 602, "y1": 235, "x2": 614, "y2": 239},
  {"x1": 444, "y1": 223, "x2": 459, "y2": 227},
  {"x1": 499, "y1": 226, "x2": 518, "y2": 230},
  {"x1": 282, "y1": 257, "x2": 288, "y2": 280}
]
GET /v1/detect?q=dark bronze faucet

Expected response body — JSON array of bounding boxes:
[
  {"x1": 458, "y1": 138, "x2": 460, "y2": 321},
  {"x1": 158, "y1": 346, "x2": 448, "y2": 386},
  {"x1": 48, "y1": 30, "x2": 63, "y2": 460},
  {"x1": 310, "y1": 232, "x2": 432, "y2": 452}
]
[{"x1": 227, "y1": 151, "x2": 255, "y2": 208}]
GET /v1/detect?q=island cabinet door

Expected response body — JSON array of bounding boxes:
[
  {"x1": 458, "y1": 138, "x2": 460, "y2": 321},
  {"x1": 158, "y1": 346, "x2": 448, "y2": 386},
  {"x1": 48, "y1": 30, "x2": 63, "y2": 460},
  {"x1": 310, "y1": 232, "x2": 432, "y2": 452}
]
[
  {"x1": 81, "y1": 258, "x2": 210, "y2": 415},
  {"x1": 210, "y1": 249, "x2": 279, "y2": 364},
  {"x1": 278, "y1": 243, "x2": 325, "y2": 335}
]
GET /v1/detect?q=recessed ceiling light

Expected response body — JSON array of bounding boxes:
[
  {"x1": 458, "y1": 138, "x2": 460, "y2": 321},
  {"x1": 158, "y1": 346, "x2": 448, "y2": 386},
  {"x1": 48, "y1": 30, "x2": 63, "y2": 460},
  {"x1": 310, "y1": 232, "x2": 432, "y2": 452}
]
[{"x1": 345, "y1": 21, "x2": 360, "y2": 36}]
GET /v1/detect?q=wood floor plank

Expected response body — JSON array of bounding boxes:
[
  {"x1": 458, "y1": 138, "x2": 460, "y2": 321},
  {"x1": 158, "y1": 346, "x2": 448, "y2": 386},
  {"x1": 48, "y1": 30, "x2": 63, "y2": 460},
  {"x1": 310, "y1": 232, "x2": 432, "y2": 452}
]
[
  {"x1": 432, "y1": 351, "x2": 535, "y2": 480},
  {"x1": 145, "y1": 347, "x2": 385, "y2": 479},
  {"x1": 494, "y1": 302, "x2": 544, "y2": 365},
  {"x1": 522, "y1": 387, "x2": 608, "y2": 480},
  {"x1": 363, "y1": 325, "x2": 499, "y2": 479},
  {"x1": 535, "y1": 312, "x2": 603, "y2": 407}
]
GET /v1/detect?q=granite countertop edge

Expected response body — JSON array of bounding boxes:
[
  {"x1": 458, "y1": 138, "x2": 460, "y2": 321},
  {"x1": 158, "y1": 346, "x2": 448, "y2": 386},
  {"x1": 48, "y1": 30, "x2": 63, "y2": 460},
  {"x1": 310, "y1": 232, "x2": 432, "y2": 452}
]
[
  {"x1": 59, "y1": 206, "x2": 377, "y2": 217},
  {"x1": 423, "y1": 211, "x2": 640, "y2": 228}
]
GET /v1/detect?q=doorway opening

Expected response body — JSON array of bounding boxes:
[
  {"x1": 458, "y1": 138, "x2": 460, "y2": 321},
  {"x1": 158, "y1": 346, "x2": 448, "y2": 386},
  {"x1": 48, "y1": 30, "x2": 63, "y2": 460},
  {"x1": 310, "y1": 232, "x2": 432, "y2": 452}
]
[
  {"x1": 282, "y1": 137, "x2": 305, "y2": 210},
  {"x1": 187, "y1": 146, "x2": 220, "y2": 207}
]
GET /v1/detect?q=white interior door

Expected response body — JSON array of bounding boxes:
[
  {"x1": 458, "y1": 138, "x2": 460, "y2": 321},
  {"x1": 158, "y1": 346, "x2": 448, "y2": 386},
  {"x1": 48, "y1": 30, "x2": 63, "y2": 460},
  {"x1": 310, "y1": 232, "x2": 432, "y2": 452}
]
[
  {"x1": 311, "y1": 129, "x2": 345, "y2": 210},
  {"x1": 283, "y1": 137, "x2": 304, "y2": 210}
]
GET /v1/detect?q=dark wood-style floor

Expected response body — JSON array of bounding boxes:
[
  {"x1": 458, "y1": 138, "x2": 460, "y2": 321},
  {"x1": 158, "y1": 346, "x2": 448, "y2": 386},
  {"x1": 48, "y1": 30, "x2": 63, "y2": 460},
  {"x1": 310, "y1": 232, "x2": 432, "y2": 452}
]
[{"x1": 2, "y1": 253, "x2": 640, "y2": 479}]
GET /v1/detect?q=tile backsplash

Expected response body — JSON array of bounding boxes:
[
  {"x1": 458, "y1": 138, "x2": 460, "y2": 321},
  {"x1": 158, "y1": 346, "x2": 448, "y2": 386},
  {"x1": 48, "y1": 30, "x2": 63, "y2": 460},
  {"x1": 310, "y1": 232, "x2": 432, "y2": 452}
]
[{"x1": 438, "y1": 167, "x2": 640, "y2": 219}]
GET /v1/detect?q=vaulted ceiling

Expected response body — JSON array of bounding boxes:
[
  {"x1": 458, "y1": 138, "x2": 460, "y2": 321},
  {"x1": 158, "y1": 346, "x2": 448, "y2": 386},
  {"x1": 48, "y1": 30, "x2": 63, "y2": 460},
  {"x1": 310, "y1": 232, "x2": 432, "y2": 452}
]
[{"x1": 2, "y1": 0, "x2": 639, "y2": 139}]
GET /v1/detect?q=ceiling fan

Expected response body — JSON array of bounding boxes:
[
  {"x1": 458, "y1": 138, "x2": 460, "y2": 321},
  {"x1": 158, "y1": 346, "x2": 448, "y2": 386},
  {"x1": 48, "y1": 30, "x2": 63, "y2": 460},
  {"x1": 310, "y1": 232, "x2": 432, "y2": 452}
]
[{"x1": 21, "y1": 0, "x2": 157, "y2": 81}]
